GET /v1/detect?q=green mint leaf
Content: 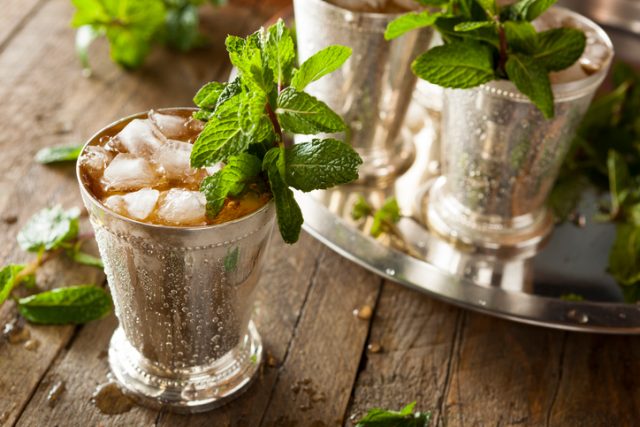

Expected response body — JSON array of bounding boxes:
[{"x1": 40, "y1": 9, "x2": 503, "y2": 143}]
[
  {"x1": 435, "y1": 17, "x2": 499, "y2": 47},
  {"x1": 560, "y1": 293, "x2": 584, "y2": 302},
  {"x1": 291, "y1": 45, "x2": 353, "y2": 91},
  {"x1": 0, "y1": 264, "x2": 25, "y2": 305},
  {"x1": 533, "y1": 28, "x2": 586, "y2": 72},
  {"x1": 509, "y1": 0, "x2": 557, "y2": 21},
  {"x1": 71, "y1": 0, "x2": 110, "y2": 27},
  {"x1": 356, "y1": 401, "x2": 431, "y2": 427},
  {"x1": 266, "y1": 151, "x2": 303, "y2": 244},
  {"x1": 503, "y1": 21, "x2": 537, "y2": 54},
  {"x1": 607, "y1": 150, "x2": 630, "y2": 219},
  {"x1": 475, "y1": 0, "x2": 497, "y2": 16},
  {"x1": 200, "y1": 153, "x2": 262, "y2": 217},
  {"x1": 411, "y1": 41, "x2": 495, "y2": 89},
  {"x1": 371, "y1": 197, "x2": 401, "y2": 238},
  {"x1": 548, "y1": 173, "x2": 586, "y2": 221},
  {"x1": 17, "y1": 285, "x2": 112, "y2": 325},
  {"x1": 191, "y1": 96, "x2": 250, "y2": 167},
  {"x1": 628, "y1": 204, "x2": 640, "y2": 227},
  {"x1": 276, "y1": 87, "x2": 346, "y2": 134},
  {"x1": 68, "y1": 249, "x2": 104, "y2": 269},
  {"x1": 609, "y1": 224, "x2": 640, "y2": 286},
  {"x1": 384, "y1": 11, "x2": 439, "y2": 41},
  {"x1": 226, "y1": 32, "x2": 274, "y2": 94},
  {"x1": 224, "y1": 247, "x2": 239, "y2": 272},
  {"x1": 351, "y1": 196, "x2": 373, "y2": 221},
  {"x1": 284, "y1": 139, "x2": 361, "y2": 192},
  {"x1": 193, "y1": 82, "x2": 225, "y2": 109},
  {"x1": 239, "y1": 90, "x2": 269, "y2": 137},
  {"x1": 505, "y1": 53, "x2": 554, "y2": 118},
  {"x1": 164, "y1": 3, "x2": 201, "y2": 52},
  {"x1": 35, "y1": 145, "x2": 84, "y2": 164},
  {"x1": 264, "y1": 19, "x2": 295, "y2": 88},
  {"x1": 17, "y1": 206, "x2": 80, "y2": 253},
  {"x1": 454, "y1": 21, "x2": 495, "y2": 32}
]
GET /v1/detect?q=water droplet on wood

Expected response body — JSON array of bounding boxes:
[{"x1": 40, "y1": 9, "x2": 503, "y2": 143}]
[{"x1": 91, "y1": 382, "x2": 135, "y2": 415}]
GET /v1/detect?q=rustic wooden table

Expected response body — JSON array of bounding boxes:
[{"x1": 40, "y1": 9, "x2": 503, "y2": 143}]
[{"x1": 1, "y1": 1, "x2": 639, "y2": 426}]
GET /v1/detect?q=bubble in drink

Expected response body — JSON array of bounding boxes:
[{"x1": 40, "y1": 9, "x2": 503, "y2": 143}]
[
  {"x1": 104, "y1": 188, "x2": 160, "y2": 221},
  {"x1": 102, "y1": 153, "x2": 159, "y2": 191},
  {"x1": 111, "y1": 119, "x2": 165, "y2": 157},
  {"x1": 156, "y1": 188, "x2": 207, "y2": 226}
]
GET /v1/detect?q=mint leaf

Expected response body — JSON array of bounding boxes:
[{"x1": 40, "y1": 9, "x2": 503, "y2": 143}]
[
  {"x1": 35, "y1": 145, "x2": 83, "y2": 164},
  {"x1": 454, "y1": 21, "x2": 495, "y2": 32},
  {"x1": 224, "y1": 247, "x2": 239, "y2": 272},
  {"x1": 266, "y1": 151, "x2": 303, "y2": 244},
  {"x1": 164, "y1": 3, "x2": 201, "y2": 52},
  {"x1": 351, "y1": 196, "x2": 373, "y2": 221},
  {"x1": 371, "y1": 197, "x2": 401, "y2": 238},
  {"x1": 199, "y1": 153, "x2": 262, "y2": 217},
  {"x1": 17, "y1": 285, "x2": 112, "y2": 325},
  {"x1": 264, "y1": 19, "x2": 295, "y2": 88},
  {"x1": 284, "y1": 139, "x2": 361, "y2": 192},
  {"x1": 384, "y1": 11, "x2": 439, "y2": 40},
  {"x1": 0, "y1": 264, "x2": 25, "y2": 305},
  {"x1": 291, "y1": 45, "x2": 352, "y2": 91},
  {"x1": 17, "y1": 206, "x2": 80, "y2": 253},
  {"x1": 239, "y1": 90, "x2": 269, "y2": 137},
  {"x1": 193, "y1": 82, "x2": 225, "y2": 109},
  {"x1": 435, "y1": 17, "x2": 499, "y2": 47},
  {"x1": 609, "y1": 224, "x2": 640, "y2": 286},
  {"x1": 226, "y1": 32, "x2": 274, "y2": 94},
  {"x1": 608, "y1": 150, "x2": 630, "y2": 219},
  {"x1": 411, "y1": 41, "x2": 495, "y2": 89},
  {"x1": 475, "y1": 0, "x2": 497, "y2": 16},
  {"x1": 505, "y1": 53, "x2": 554, "y2": 118},
  {"x1": 533, "y1": 28, "x2": 586, "y2": 72},
  {"x1": 503, "y1": 21, "x2": 537, "y2": 54},
  {"x1": 191, "y1": 97, "x2": 250, "y2": 167},
  {"x1": 276, "y1": 88, "x2": 346, "y2": 134},
  {"x1": 507, "y1": 0, "x2": 557, "y2": 21},
  {"x1": 356, "y1": 401, "x2": 431, "y2": 427},
  {"x1": 68, "y1": 249, "x2": 104, "y2": 269}
]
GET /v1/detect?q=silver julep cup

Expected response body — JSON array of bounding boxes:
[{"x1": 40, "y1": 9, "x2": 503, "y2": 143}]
[
  {"x1": 293, "y1": 0, "x2": 432, "y2": 182},
  {"x1": 426, "y1": 8, "x2": 613, "y2": 258},
  {"x1": 77, "y1": 110, "x2": 276, "y2": 413}
]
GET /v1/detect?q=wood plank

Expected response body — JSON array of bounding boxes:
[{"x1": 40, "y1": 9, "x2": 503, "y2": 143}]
[
  {"x1": 258, "y1": 249, "x2": 383, "y2": 427},
  {"x1": 547, "y1": 333, "x2": 640, "y2": 426},
  {"x1": 1, "y1": 0, "x2": 274, "y2": 424},
  {"x1": 0, "y1": 0, "x2": 43, "y2": 52},
  {"x1": 344, "y1": 282, "x2": 462, "y2": 425},
  {"x1": 440, "y1": 312, "x2": 566, "y2": 427}
]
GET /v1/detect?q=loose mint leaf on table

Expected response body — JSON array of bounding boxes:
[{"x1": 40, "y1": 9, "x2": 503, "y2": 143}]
[
  {"x1": 17, "y1": 206, "x2": 80, "y2": 253},
  {"x1": 284, "y1": 139, "x2": 362, "y2": 192},
  {"x1": 411, "y1": 41, "x2": 495, "y2": 89},
  {"x1": 0, "y1": 264, "x2": 26, "y2": 305},
  {"x1": 356, "y1": 401, "x2": 431, "y2": 427},
  {"x1": 351, "y1": 196, "x2": 374, "y2": 221},
  {"x1": 291, "y1": 45, "x2": 353, "y2": 91},
  {"x1": 505, "y1": 53, "x2": 554, "y2": 118},
  {"x1": 17, "y1": 285, "x2": 112, "y2": 325},
  {"x1": 503, "y1": 21, "x2": 537, "y2": 54},
  {"x1": 371, "y1": 197, "x2": 401, "y2": 238},
  {"x1": 533, "y1": 28, "x2": 586, "y2": 72},
  {"x1": 200, "y1": 153, "x2": 262, "y2": 217},
  {"x1": 276, "y1": 88, "x2": 346, "y2": 134},
  {"x1": 67, "y1": 249, "x2": 104, "y2": 269},
  {"x1": 264, "y1": 20, "x2": 295, "y2": 88},
  {"x1": 384, "y1": 11, "x2": 439, "y2": 41},
  {"x1": 35, "y1": 145, "x2": 84, "y2": 164}
]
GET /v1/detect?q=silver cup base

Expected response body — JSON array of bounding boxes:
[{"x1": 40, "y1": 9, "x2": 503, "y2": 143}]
[
  {"x1": 425, "y1": 177, "x2": 554, "y2": 259},
  {"x1": 108, "y1": 321, "x2": 262, "y2": 414}
]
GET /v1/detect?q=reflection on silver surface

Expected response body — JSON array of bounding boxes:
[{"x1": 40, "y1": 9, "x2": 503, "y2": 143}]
[
  {"x1": 293, "y1": 0, "x2": 432, "y2": 182},
  {"x1": 77, "y1": 110, "x2": 276, "y2": 413}
]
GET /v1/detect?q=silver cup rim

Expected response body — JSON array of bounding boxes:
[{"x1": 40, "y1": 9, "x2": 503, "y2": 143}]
[
  {"x1": 76, "y1": 107, "x2": 274, "y2": 232},
  {"x1": 303, "y1": 0, "x2": 420, "y2": 21}
]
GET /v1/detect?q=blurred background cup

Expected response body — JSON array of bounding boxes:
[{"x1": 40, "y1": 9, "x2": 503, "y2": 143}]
[
  {"x1": 293, "y1": 0, "x2": 433, "y2": 183},
  {"x1": 77, "y1": 110, "x2": 276, "y2": 413},
  {"x1": 426, "y1": 8, "x2": 613, "y2": 259}
]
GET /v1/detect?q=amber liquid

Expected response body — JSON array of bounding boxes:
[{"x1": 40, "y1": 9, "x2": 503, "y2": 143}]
[{"x1": 80, "y1": 110, "x2": 271, "y2": 227}]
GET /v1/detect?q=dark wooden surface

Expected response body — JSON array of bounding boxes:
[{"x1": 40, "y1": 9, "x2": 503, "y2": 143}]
[{"x1": 1, "y1": 1, "x2": 639, "y2": 426}]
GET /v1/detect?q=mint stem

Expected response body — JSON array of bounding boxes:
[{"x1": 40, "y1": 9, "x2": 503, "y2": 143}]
[
  {"x1": 498, "y1": 24, "x2": 508, "y2": 76},
  {"x1": 265, "y1": 102, "x2": 283, "y2": 144}
]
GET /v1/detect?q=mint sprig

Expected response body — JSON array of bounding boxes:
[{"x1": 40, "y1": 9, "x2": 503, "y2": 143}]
[
  {"x1": 191, "y1": 20, "x2": 361, "y2": 244},
  {"x1": 355, "y1": 401, "x2": 431, "y2": 427},
  {"x1": 0, "y1": 206, "x2": 108, "y2": 324},
  {"x1": 387, "y1": 0, "x2": 587, "y2": 118}
]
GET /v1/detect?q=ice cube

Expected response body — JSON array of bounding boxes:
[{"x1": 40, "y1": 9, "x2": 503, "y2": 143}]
[
  {"x1": 149, "y1": 110, "x2": 190, "y2": 140},
  {"x1": 102, "y1": 153, "x2": 159, "y2": 191},
  {"x1": 156, "y1": 188, "x2": 207, "y2": 225},
  {"x1": 104, "y1": 188, "x2": 160, "y2": 221},
  {"x1": 112, "y1": 119, "x2": 165, "y2": 157},
  {"x1": 80, "y1": 145, "x2": 113, "y2": 181},
  {"x1": 155, "y1": 140, "x2": 196, "y2": 180}
]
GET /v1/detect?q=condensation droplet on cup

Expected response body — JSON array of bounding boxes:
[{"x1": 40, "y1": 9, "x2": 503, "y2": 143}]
[
  {"x1": 566, "y1": 309, "x2": 589, "y2": 324},
  {"x1": 478, "y1": 299, "x2": 487, "y2": 306}
]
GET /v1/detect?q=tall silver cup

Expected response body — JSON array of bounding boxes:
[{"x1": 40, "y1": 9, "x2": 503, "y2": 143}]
[
  {"x1": 293, "y1": 0, "x2": 432, "y2": 182},
  {"x1": 426, "y1": 8, "x2": 613, "y2": 258},
  {"x1": 77, "y1": 110, "x2": 276, "y2": 413}
]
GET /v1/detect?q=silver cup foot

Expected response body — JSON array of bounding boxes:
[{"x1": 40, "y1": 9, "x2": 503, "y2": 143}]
[
  {"x1": 108, "y1": 322, "x2": 262, "y2": 414},
  {"x1": 355, "y1": 130, "x2": 416, "y2": 185},
  {"x1": 425, "y1": 177, "x2": 554, "y2": 259}
]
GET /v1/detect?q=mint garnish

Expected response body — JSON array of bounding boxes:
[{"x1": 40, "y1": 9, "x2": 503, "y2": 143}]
[
  {"x1": 355, "y1": 401, "x2": 431, "y2": 427},
  {"x1": 387, "y1": 0, "x2": 588, "y2": 118},
  {"x1": 191, "y1": 19, "x2": 362, "y2": 244},
  {"x1": 35, "y1": 145, "x2": 84, "y2": 164},
  {"x1": 17, "y1": 206, "x2": 80, "y2": 253}
]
